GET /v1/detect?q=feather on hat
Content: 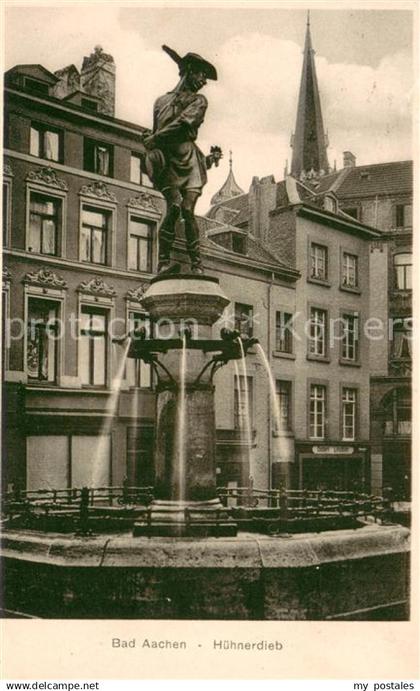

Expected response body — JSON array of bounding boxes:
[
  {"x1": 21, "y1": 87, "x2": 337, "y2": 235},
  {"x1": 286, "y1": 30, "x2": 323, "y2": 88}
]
[{"x1": 162, "y1": 44, "x2": 217, "y2": 80}]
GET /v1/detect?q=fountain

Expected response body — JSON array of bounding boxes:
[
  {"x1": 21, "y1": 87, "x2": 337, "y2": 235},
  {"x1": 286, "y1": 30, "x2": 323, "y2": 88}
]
[
  {"x1": 0, "y1": 45, "x2": 410, "y2": 621},
  {"x1": 120, "y1": 272, "x2": 257, "y2": 537}
]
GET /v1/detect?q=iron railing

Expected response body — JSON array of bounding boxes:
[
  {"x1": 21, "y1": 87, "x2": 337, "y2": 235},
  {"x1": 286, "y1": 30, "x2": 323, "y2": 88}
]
[{"x1": 1, "y1": 482, "x2": 400, "y2": 534}]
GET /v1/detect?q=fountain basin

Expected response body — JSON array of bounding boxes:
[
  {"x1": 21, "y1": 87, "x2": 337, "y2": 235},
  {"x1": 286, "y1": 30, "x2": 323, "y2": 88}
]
[{"x1": 1, "y1": 524, "x2": 409, "y2": 620}]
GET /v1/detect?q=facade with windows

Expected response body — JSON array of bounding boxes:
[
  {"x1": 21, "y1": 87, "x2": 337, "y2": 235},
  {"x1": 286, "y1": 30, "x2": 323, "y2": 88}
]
[
  {"x1": 3, "y1": 56, "x2": 165, "y2": 493},
  {"x1": 208, "y1": 173, "x2": 380, "y2": 492},
  {"x1": 4, "y1": 46, "x2": 408, "y2": 498},
  {"x1": 306, "y1": 156, "x2": 414, "y2": 499},
  {"x1": 3, "y1": 54, "x2": 301, "y2": 493}
]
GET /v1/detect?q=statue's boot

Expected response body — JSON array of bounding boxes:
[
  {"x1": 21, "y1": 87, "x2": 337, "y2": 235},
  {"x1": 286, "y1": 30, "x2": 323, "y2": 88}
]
[
  {"x1": 183, "y1": 208, "x2": 203, "y2": 274},
  {"x1": 158, "y1": 203, "x2": 182, "y2": 270}
]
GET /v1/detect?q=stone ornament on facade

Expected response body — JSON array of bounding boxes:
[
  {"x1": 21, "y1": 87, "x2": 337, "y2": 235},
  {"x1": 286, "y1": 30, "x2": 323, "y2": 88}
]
[
  {"x1": 23, "y1": 267, "x2": 67, "y2": 288},
  {"x1": 3, "y1": 161, "x2": 13, "y2": 177},
  {"x1": 26, "y1": 167, "x2": 68, "y2": 190},
  {"x1": 126, "y1": 283, "x2": 149, "y2": 302},
  {"x1": 389, "y1": 360, "x2": 412, "y2": 377},
  {"x1": 127, "y1": 193, "x2": 159, "y2": 213},
  {"x1": 78, "y1": 276, "x2": 116, "y2": 297},
  {"x1": 370, "y1": 240, "x2": 384, "y2": 253},
  {"x1": 2, "y1": 266, "x2": 11, "y2": 283},
  {"x1": 80, "y1": 181, "x2": 117, "y2": 203}
]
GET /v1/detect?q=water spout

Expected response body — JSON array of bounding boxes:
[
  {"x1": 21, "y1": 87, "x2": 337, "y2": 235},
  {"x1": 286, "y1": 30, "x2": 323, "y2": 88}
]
[
  {"x1": 237, "y1": 339, "x2": 253, "y2": 477},
  {"x1": 176, "y1": 334, "x2": 187, "y2": 502},
  {"x1": 255, "y1": 343, "x2": 289, "y2": 464},
  {"x1": 90, "y1": 340, "x2": 130, "y2": 488}
]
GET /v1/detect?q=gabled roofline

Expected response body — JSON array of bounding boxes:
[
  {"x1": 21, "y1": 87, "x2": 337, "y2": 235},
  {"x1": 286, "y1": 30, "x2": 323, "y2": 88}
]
[
  {"x1": 5, "y1": 64, "x2": 60, "y2": 83},
  {"x1": 202, "y1": 237, "x2": 300, "y2": 283},
  {"x1": 297, "y1": 203, "x2": 382, "y2": 238},
  {"x1": 5, "y1": 85, "x2": 148, "y2": 137}
]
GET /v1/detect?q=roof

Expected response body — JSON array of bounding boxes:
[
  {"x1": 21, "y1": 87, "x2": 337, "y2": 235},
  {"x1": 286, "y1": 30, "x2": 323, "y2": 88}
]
[
  {"x1": 205, "y1": 172, "x2": 383, "y2": 239},
  {"x1": 5, "y1": 64, "x2": 60, "y2": 84},
  {"x1": 197, "y1": 215, "x2": 293, "y2": 270},
  {"x1": 290, "y1": 17, "x2": 330, "y2": 178},
  {"x1": 210, "y1": 155, "x2": 245, "y2": 206},
  {"x1": 333, "y1": 160, "x2": 413, "y2": 198},
  {"x1": 206, "y1": 191, "x2": 249, "y2": 225},
  {"x1": 5, "y1": 82, "x2": 149, "y2": 135}
]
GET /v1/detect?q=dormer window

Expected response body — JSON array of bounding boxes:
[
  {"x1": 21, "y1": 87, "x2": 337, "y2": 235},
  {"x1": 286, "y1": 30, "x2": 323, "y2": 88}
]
[
  {"x1": 24, "y1": 77, "x2": 49, "y2": 97},
  {"x1": 232, "y1": 233, "x2": 246, "y2": 255},
  {"x1": 324, "y1": 195, "x2": 337, "y2": 213},
  {"x1": 81, "y1": 97, "x2": 98, "y2": 112},
  {"x1": 360, "y1": 171, "x2": 370, "y2": 180}
]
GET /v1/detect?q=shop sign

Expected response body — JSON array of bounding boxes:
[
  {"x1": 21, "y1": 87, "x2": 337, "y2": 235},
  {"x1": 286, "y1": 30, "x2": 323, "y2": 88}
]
[{"x1": 312, "y1": 446, "x2": 354, "y2": 455}]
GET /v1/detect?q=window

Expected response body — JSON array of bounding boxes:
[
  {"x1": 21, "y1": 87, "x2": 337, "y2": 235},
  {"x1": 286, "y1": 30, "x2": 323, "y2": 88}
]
[
  {"x1": 126, "y1": 312, "x2": 152, "y2": 389},
  {"x1": 28, "y1": 192, "x2": 61, "y2": 256},
  {"x1": 130, "y1": 154, "x2": 153, "y2": 187},
  {"x1": 81, "y1": 97, "x2": 98, "y2": 112},
  {"x1": 309, "y1": 308, "x2": 327, "y2": 358},
  {"x1": 80, "y1": 205, "x2": 110, "y2": 265},
  {"x1": 394, "y1": 253, "x2": 412, "y2": 290},
  {"x1": 342, "y1": 252, "x2": 358, "y2": 288},
  {"x1": 342, "y1": 388, "x2": 357, "y2": 441},
  {"x1": 26, "y1": 298, "x2": 59, "y2": 383},
  {"x1": 395, "y1": 204, "x2": 412, "y2": 229},
  {"x1": 310, "y1": 384, "x2": 326, "y2": 439},
  {"x1": 384, "y1": 388, "x2": 411, "y2": 436},
  {"x1": 3, "y1": 183, "x2": 9, "y2": 246},
  {"x1": 25, "y1": 78, "x2": 50, "y2": 97},
  {"x1": 310, "y1": 243, "x2": 328, "y2": 281},
  {"x1": 2, "y1": 291, "x2": 9, "y2": 373},
  {"x1": 232, "y1": 233, "x2": 246, "y2": 255},
  {"x1": 26, "y1": 435, "x2": 111, "y2": 490},
  {"x1": 342, "y1": 207, "x2": 359, "y2": 220},
  {"x1": 234, "y1": 302, "x2": 253, "y2": 337},
  {"x1": 341, "y1": 314, "x2": 359, "y2": 362},
  {"x1": 234, "y1": 375, "x2": 253, "y2": 430},
  {"x1": 275, "y1": 311, "x2": 293, "y2": 353},
  {"x1": 30, "y1": 123, "x2": 62, "y2": 162},
  {"x1": 80, "y1": 308, "x2": 108, "y2": 386},
  {"x1": 84, "y1": 138, "x2": 113, "y2": 177},
  {"x1": 128, "y1": 216, "x2": 153, "y2": 272},
  {"x1": 392, "y1": 317, "x2": 412, "y2": 360},
  {"x1": 275, "y1": 380, "x2": 292, "y2": 433}
]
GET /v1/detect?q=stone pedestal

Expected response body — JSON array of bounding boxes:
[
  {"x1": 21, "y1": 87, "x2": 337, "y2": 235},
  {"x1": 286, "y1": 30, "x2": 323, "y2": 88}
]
[{"x1": 133, "y1": 274, "x2": 237, "y2": 537}]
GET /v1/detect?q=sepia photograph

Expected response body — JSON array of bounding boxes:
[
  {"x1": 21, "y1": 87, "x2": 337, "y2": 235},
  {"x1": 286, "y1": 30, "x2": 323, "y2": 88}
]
[{"x1": 0, "y1": 1, "x2": 417, "y2": 676}]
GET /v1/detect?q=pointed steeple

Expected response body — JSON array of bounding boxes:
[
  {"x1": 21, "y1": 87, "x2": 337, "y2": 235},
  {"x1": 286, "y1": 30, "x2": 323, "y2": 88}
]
[
  {"x1": 210, "y1": 150, "x2": 245, "y2": 206},
  {"x1": 290, "y1": 11, "x2": 330, "y2": 179}
]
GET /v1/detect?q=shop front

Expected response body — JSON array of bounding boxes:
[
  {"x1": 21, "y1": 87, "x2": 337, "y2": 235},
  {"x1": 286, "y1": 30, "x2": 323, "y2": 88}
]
[{"x1": 296, "y1": 443, "x2": 370, "y2": 492}]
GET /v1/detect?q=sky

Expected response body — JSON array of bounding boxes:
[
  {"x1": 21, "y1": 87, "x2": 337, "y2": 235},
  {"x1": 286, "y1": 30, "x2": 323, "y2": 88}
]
[{"x1": 4, "y1": 3, "x2": 414, "y2": 212}]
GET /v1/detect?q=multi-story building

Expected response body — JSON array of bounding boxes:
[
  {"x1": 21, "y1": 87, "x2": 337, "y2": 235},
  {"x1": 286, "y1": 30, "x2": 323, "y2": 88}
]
[
  {"x1": 2, "y1": 48, "x2": 300, "y2": 493},
  {"x1": 4, "y1": 17, "x2": 402, "y2": 498},
  {"x1": 208, "y1": 171, "x2": 380, "y2": 491},
  {"x1": 333, "y1": 158, "x2": 412, "y2": 499},
  {"x1": 207, "y1": 16, "x2": 412, "y2": 498}
]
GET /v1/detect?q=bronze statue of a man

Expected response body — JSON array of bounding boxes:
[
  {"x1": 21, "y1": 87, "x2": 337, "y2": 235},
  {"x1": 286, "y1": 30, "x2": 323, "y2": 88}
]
[{"x1": 142, "y1": 45, "x2": 222, "y2": 274}]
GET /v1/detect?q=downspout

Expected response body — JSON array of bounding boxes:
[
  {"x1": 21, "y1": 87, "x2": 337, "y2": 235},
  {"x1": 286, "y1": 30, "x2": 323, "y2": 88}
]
[{"x1": 267, "y1": 271, "x2": 274, "y2": 489}]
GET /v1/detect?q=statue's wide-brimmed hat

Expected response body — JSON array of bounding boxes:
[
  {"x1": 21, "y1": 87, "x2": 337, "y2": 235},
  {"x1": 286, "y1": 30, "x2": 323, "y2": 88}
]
[{"x1": 162, "y1": 44, "x2": 217, "y2": 80}]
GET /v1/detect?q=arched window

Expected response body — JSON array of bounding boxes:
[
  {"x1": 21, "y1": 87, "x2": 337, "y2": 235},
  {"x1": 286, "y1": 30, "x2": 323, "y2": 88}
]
[
  {"x1": 394, "y1": 253, "x2": 412, "y2": 290},
  {"x1": 383, "y1": 387, "x2": 411, "y2": 436}
]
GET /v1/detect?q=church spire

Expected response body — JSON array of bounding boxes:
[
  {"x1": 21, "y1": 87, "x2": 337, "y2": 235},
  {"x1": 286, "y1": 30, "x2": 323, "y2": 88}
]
[
  {"x1": 210, "y1": 150, "x2": 244, "y2": 206},
  {"x1": 290, "y1": 12, "x2": 330, "y2": 179}
]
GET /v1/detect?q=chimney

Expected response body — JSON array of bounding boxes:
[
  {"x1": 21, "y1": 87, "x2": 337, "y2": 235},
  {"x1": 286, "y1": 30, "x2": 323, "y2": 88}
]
[
  {"x1": 81, "y1": 45, "x2": 115, "y2": 116},
  {"x1": 343, "y1": 151, "x2": 356, "y2": 168},
  {"x1": 248, "y1": 175, "x2": 277, "y2": 243}
]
